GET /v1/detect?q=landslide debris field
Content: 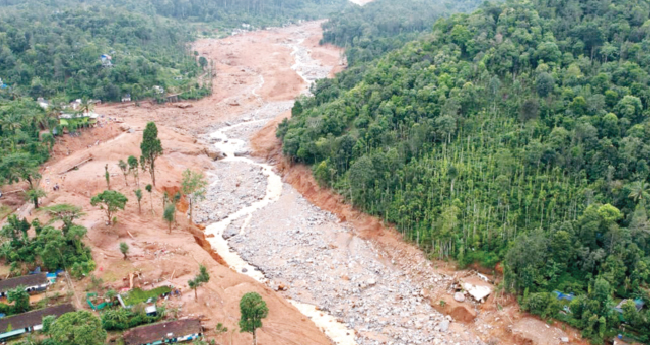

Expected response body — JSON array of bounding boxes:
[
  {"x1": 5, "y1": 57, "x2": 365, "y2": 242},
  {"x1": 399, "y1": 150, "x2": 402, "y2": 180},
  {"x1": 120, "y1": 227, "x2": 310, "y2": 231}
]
[{"x1": 3, "y1": 20, "x2": 585, "y2": 345}]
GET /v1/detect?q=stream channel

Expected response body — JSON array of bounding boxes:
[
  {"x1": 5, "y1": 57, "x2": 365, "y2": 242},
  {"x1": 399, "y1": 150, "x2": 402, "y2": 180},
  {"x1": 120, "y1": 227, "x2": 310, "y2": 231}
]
[{"x1": 203, "y1": 35, "x2": 358, "y2": 345}]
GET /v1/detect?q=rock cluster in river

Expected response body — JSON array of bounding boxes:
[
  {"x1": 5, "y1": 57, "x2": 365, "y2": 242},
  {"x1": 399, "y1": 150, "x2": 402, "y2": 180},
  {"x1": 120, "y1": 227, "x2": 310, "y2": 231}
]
[{"x1": 193, "y1": 161, "x2": 268, "y2": 224}]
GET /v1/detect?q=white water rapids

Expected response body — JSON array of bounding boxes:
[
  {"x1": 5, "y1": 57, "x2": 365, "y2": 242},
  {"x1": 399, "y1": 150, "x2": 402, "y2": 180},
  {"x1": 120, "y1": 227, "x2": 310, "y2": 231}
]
[{"x1": 203, "y1": 37, "x2": 358, "y2": 345}]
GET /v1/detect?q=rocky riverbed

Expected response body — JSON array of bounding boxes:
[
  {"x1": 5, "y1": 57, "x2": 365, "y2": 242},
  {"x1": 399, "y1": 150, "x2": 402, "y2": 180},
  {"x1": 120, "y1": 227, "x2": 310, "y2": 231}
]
[{"x1": 195, "y1": 27, "x2": 486, "y2": 345}]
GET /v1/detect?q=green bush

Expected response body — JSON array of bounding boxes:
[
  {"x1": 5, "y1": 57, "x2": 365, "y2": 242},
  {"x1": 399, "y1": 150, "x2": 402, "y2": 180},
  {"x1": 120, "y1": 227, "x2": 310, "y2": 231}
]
[
  {"x1": 101, "y1": 306, "x2": 164, "y2": 331},
  {"x1": 121, "y1": 286, "x2": 172, "y2": 306}
]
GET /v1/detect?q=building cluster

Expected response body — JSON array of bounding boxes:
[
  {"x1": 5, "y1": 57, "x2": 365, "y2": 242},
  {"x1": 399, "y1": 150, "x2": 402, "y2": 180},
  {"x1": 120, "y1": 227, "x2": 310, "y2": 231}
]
[{"x1": 0, "y1": 273, "x2": 203, "y2": 344}]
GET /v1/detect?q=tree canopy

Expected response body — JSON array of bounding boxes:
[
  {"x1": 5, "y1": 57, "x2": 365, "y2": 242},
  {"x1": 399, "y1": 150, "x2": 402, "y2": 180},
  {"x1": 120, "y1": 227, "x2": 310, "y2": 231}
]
[
  {"x1": 90, "y1": 190, "x2": 128, "y2": 225},
  {"x1": 239, "y1": 292, "x2": 268, "y2": 345},
  {"x1": 280, "y1": 0, "x2": 650, "y2": 341},
  {"x1": 48, "y1": 311, "x2": 106, "y2": 345}
]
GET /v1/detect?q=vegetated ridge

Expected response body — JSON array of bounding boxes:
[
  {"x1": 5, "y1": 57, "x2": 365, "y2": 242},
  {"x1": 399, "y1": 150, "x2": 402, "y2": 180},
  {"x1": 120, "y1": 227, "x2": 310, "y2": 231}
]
[
  {"x1": 321, "y1": 0, "x2": 484, "y2": 66},
  {"x1": 279, "y1": 0, "x2": 650, "y2": 342}
]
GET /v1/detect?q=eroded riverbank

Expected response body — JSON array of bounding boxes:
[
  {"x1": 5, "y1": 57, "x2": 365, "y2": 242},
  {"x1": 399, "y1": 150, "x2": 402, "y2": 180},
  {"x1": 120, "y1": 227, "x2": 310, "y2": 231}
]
[{"x1": 194, "y1": 27, "x2": 481, "y2": 345}]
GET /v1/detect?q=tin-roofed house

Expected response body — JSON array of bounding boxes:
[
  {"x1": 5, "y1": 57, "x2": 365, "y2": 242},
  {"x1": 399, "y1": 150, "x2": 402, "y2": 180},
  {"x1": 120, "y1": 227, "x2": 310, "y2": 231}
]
[
  {"x1": 123, "y1": 319, "x2": 203, "y2": 345},
  {"x1": 0, "y1": 304, "x2": 75, "y2": 341},
  {"x1": 0, "y1": 273, "x2": 49, "y2": 299}
]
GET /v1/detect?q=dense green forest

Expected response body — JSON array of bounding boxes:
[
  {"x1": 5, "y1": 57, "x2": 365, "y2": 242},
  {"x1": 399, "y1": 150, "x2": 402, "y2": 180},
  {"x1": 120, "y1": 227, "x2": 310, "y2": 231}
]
[
  {"x1": 321, "y1": 0, "x2": 483, "y2": 66},
  {"x1": 0, "y1": 0, "x2": 348, "y2": 102},
  {"x1": 114, "y1": 0, "x2": 348, "y2": 28},
  {"x1": 0, "y1": 0, "x2": 205, "y2": 102},
  {"x1": 280, "y1": 0, "x2": 650, "y2": 341}
]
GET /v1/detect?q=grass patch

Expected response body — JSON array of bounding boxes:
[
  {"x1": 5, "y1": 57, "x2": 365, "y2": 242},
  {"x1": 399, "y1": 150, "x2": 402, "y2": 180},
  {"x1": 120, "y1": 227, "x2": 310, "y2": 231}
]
[
  {"x1": 0, "y1": 205, "x2": 13, "y2": 220},
  {"x1": 121, "y1": 286, "x2": 171, "y2": 306}
]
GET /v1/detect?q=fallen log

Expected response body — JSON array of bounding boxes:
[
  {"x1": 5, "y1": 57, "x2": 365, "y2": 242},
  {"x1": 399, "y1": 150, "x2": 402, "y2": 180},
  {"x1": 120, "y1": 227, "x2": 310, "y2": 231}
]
[{"x1": 59, "y1": 156, "x2": 93, "y2": 175}]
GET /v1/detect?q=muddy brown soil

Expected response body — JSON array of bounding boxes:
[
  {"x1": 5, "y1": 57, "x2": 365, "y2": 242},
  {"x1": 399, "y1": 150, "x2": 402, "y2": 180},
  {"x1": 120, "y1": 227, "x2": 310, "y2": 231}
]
[{"x1": 12, "y1": 118, "x2": 332, "y2": 345}]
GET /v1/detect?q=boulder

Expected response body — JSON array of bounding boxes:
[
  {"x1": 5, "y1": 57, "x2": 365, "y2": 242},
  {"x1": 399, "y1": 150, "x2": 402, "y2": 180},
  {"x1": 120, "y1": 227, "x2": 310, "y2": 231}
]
[
  {"x1": 454, "y1": 292, "x2": 466, "y2": 303},
  {"x1": 234, "y1": 149, "x2": 249, "y2": 157},
  {"x1": 439, "y1": 320, "x2": 450, "y2": 332},
  {"x1": 222, "y1": 228, "x2": 239, "y2": 240},
  {"x1": 205, "y1": 147, "x2": 225, "y2": 161}
]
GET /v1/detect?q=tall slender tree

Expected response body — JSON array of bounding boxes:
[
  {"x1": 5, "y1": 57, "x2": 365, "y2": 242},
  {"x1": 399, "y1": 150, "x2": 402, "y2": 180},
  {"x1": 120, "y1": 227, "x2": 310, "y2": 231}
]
[{"x1": 140, "y1": 122, "x2": 163, "y2": 186}]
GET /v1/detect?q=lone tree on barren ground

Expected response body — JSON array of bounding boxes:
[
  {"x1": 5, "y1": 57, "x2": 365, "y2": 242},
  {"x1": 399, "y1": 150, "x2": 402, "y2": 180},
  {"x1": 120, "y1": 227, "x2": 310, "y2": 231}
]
[
  {"x1": 119, "y1": 242, "x2": 129, "y2": 259},
  {"x1": 127, "y1": 155, "x2": 139, "y2": 187},
  {"x1": 105, "y1": 164, "x2": 110, "y2": 190},
  {"x1": 239, "y1": 292, "x2": 268, "y2": 345},
  {"x1": 145, "y1": 184, "x2": 153, "y2": 213},
  {"x1": 163, "y1": 203, "x2": 175, "y2": 233},
  {"x1": 140, "y1": 122, "x2": 163, "y2": 187},
  {"x1": 118, "y1": 160, "x2": 129, "y2": 186},
  {"x1": 134, "y1": 189, "x2": 143, "y2": 213},
  {"x1": 181, "y1": 169, "x2": 207, "y2": 223},
  {"x1": 188, "y1": 264, "x2": 210, "y2": 301},
  {"x1": 90, "y1": 190, "x2": 128, "y2": 225}
]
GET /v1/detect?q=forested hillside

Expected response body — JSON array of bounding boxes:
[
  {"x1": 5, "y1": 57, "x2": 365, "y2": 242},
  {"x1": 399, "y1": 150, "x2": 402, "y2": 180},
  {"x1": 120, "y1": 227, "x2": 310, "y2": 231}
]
[
  {"x1": 0, "y1": 0, "x2": 348, "y2": 102},
  {"x1": 113, "y1": 0, "x2": 348, "y2": 27},
  {"x1": 280, "y1": 0, "x2": 650, "y2": 341},
  {"x1": 321, "y1": 0, "x2": 483, "y2": 66},
  {"x1": 0, "y1": 0, "x2": 203, "y2": 102}
]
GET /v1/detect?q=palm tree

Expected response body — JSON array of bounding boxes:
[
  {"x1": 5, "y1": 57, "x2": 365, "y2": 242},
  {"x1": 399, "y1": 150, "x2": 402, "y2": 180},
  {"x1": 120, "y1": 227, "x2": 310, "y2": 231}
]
[
  {"x1": 628, "y1": 181, "x2": 650, "y2": 204},
  {"x1": 79, "y1": 98, "x2": 94, "y2": 114},
  {"x1": 47, "y1": 104, "x2": 63, "y2": 132}
]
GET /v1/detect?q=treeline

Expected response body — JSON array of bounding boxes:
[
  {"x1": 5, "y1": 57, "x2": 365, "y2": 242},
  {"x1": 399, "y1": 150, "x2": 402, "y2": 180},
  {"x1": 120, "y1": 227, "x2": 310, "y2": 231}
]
[
  {"x1": 321, "y1": 0, "x2": 483, "y2": 66},
  {"x1": 112, "y1": 0, "x2": 348, "y2": 27},
  {"x1": 280, "y1": 0, "x2": 650, "y2": 341}
]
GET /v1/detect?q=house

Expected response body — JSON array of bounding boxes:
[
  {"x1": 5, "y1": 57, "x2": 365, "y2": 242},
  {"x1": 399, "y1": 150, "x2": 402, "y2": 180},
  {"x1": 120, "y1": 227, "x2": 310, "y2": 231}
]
[
  {"x1": 0, "y1": 273, "x2": 49, "y2": 298},
  {"x1": 123, "y1": 319, "x2": 202, "y2": 345},
  {"x1": 614, "y1": 299, "x2": 645, "y2": 314},
  {"x1": 59, "y1": 112, "x2": 100, "y2": 129},
  {"x1": 37, "y1": 98, "x2": 50, "y2": 109},
  {"x1": 69, "y1": 99, "x2": 82, "y2": 110},
  {"x1": 101, "y1": 54, "x2": 113, "y2": 67},
  {"x1": 0, "y1": 304, "x2": 75, "y2": 341},
  {"x1": 153, "y1": 85, "x2": 164, "y2": 94},
  {"x1": 145, "y1": 305, "x2": 157, "y2": 317},
  {"x1": 553, "y1": 290, "x2": 576, "y2": 302},
  {"x1": 122, "y1": 94, "x2": 132, "y2": 102},
  {"x1": 165, "y1": 94, "x2": 180, "y2": 103}
]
